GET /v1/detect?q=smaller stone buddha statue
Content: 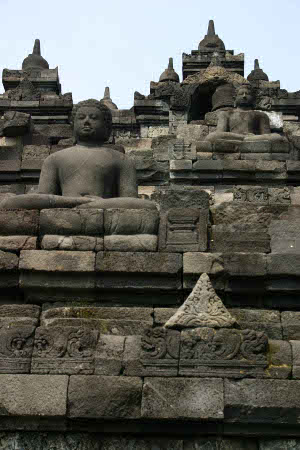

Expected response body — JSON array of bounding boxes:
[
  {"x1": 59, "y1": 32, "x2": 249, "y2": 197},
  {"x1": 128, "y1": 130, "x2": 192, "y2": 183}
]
[
  {"x1": 0, "y1": 99, "x2": 156, "y2": 210},
  {"x1": 205, "y1": 84, "x2": 285, "y2": 145}
]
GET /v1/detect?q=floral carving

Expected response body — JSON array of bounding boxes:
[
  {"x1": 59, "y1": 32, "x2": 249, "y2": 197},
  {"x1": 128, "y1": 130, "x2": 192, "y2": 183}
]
[
  {"x1": 165, "y1": 273, "x2": 236, "y2": 330},
  {"x1": 34, "y1": 327, "x2": 98, "y2": 359},
  {"x1": 141, "y1": 327, "x2": 180, "y2": 361},
  {"x1": 181, "y1": 328, "x2": 268, "y2": 364}
]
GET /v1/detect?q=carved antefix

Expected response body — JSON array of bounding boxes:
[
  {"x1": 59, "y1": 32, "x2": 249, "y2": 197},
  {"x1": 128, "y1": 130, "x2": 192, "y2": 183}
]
[
  {"x1": 165, "y1": 273, "x2": 236, "y2": 329},
  {"x1": 140, "y1": 327, "x2": 180, "y2": 376},
  {"x1": 32, "y1": 327, "x2": 99, "y2": 374},
  {"x1": 140, "y1": 274, "x2": 269, "y2": 378},
  {"x1": 179, "y1": 327, "x2": 268, "y2": 378}
]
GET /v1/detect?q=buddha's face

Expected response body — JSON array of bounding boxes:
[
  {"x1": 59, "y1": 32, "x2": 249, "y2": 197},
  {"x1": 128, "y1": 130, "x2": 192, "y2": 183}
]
[
  {"x1": 235, "y1": 87, "x2": 254, "y2": 108},
  {"x1": 74, "y1": 106, "x2": 107, "y2": 144}
]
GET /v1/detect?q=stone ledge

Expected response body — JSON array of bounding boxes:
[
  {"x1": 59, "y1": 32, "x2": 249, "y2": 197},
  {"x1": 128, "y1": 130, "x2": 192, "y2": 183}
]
[
  {"x1": 20, "y1": 250, "x2": 95, "y2": 272},
  {"x1": 224, "y1": 379, "x2": 300, "y2": 423},
  {"x1": 142, "y1": 377, "x2": 224, "y2": 420},
  {"x1": 0, "y1": 374, "x2": 68, "y2": 417},
  {"x1": 68, "y1": 375, "x2": 142, "y2": 419}
]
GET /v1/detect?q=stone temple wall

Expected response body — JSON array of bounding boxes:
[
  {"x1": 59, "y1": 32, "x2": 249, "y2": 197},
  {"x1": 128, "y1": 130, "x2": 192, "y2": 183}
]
[{"x1": 2, "y1": 33, "x2": 300, "y2": 449}]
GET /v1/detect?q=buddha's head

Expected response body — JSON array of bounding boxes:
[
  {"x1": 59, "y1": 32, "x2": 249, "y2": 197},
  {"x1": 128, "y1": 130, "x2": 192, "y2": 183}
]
[
  {"x1": 72, "y1": 99, "x2": 112, "y2": 144},
  {"x1": 235, "y1": 85, "x2": 254, "y2": 109}
]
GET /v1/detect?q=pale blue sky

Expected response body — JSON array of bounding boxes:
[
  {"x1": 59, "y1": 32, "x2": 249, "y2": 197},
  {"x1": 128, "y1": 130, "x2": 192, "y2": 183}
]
[{"x1": 0, "y1": 0, "x2": 299, "y2": 109}]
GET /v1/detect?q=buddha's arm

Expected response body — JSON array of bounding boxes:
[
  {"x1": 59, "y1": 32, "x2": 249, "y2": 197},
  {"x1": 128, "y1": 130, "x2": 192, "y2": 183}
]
[
  {"x1": 77, "y1": 156, "x2": 156, "y2": 210},
  {"x1": 216, "y1": 111, "x2": 229, "y2": 132},
  {"x1": 38, "y1": 155, "x2": 60, "y2": 194},
  {"x1": 118, "y1": 156, "x2": 138, "y2": 198},
  {"x1": 259, "y1": 113, "x2": 271, "y2": 135}
]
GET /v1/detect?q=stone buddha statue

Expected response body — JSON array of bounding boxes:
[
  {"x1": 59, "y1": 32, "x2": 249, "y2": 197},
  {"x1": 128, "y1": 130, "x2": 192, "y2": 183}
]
[
  {"x1": 205, "y1": 85, "x2": 285, "y2": 145},
  {"x1": 0, "y1": 99, "x2": 156, "y2": 210}
]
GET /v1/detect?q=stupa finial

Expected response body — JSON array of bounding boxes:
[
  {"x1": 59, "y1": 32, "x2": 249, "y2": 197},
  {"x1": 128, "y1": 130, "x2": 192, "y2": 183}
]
[
  {"x1": 33, "y1": 39, "x2": 41, "y2": 56},
  {"x1": 207, "y1": 19, "x2": 216, "y2": 36},
  {"x1": 104, "y1": 87, "x2": 111, "y2": 99},
  {"x1": 168, "y1": 57, "x2": 174, "y2": 70},
  {"x1": 254, "y1": 59, "x2": 260, "y2": 70}
]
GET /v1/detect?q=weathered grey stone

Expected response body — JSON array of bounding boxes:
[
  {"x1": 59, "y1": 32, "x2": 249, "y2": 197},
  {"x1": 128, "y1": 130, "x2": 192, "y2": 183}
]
[
  {"x1": 223, "y1": 160, "x2": 256, "y2": 172},
  {"x1": 267, "y1": 254, "x2": 300, "y2": 276},
  {"x1": 153, "y1": 187, "x2": 209, "y2": 210},
  {"x1": 142, "y1": 377, "x2": 224, "y2": 420},
  {"x1": 170, "y1": 160, "x2": 192, "y2": 171},
  {"x1": 2, "y1": 111, "x2": 31, "y2": 137},
  {"x1": 193, "y1": 160, "x2": 223, "y2": 171},
  {"x1": 41, "y1": 235, "x2": 103, "y2": 251},
  {"x1": 0, "y1": 251, "x2": 18, "y2": 271},
  {"x1": 22, "y1": 145, "x2": 50, "y2": 160},
  {"x1": 211, "y1": 203, "x2": 288, "y2": 226},
  {"x1": 96, "y1": 252, "x2": 182, "y2": 274},
  {"x1": 269, "y1": 220, "x2": 300, "y2": 253},
  {"x1": 0, "y1": 236, "x2": 37, "y2": 252},
  {"x1": 176, "y1": 124, "x2": 209, "y2": 144},
  {"x1": 184, "y1": 438, "x2": 257, "y2": 449},
  {"x1": 240, "y1": 140, "x2": 271, "y2": 153},
  {"x1": 241, "y1": 153, "x2": 272, "y2": 160},
  {"x1": 260, "y1": 440, "x2": 300, "y2": 450},
  {"x1": 195, "y1": 141, "x2": 213, "y2": 153},
  {"x1": 68, "y1": 375, "x2": 142, "y2": 419},
  {"x1": 166, "y1": 274, "x2": 235, "y2": 329},
  {"x1": 223, "y1": 253, "x2": 267, "y2": 276},
  {"x1": 290, "y1": 340, "x2": 300, "y2": 379},
  {"x1": 196, "y1": 152, "x2": 213, "y2": 160},
  {"x1": 179, "y1": 327, "x2": 268, "y2": 378},
  {"x1": 0, "y1": 323, "x2": 35, "y2": 373},
  {"x1": 123, "y1": 335, "x2": 144, "y2": 376},
  {"x1": 159, "y1": 208, "x2": 208, "y2": 252},
  {"x1": 0, "y1": 432, "x2": 99, "y2": 450},
  {"x1": 21, "y1": 159, "x2": 44, "y2": 171},
  {"x1": 183, "y1": 253, "x2": 224, "y2": 288},
  {"x1": 104, "y1": 209, "x2": 159, "y2": 235},
  {"x1": 268, "y1": 188, "x2": 290, "y2": 205},
  {"x1": 42, "y1": 306, "x2": 153, "y2": 322},
  {"x1": 0, "y1": 374, "x2": 68, "y2": 417},
  {"x1": 183, "y1": 253, "x2": 224, "y2": 275},
  {"x1": 100, "y1": 438, "x2": 183, "y2": 449},
  {"x1": 214, "y1": 140, "x2": 240, "y2": 153},
  {"x1": 211, "y1": 224, "x2": 270, "y2": 253},
  {"x1": 40, "y1": 209, "x2": 104, "y2": 236},
  {"x1": 256, "y1": 160, "x2": 285, "y2": 173},
  {"x1": 41, "y1": 317, "x2": 151, "y2": 336},
  {"x1": 0, "y1": 210, "x2": 39, "y2": 235},
  {"x1": 154, "y1": 308, "x2": 178, "y2": 326},
  {"x1": 152, "y1": 135, "x2": 177, "y2": 161},
  {"x1": 282, "y1": 312, "x2": 300, "y2": 340},
  {"x1": 104, "y1": 235, "x2": 157, "y2": 252},
  {"x1": 34, "y1": 124, "x2": 72, "y2": 138},
  {"x1": 95, "y1": 335, "x2": 125, "y2": 375},
  {"x1": 20, "y1": 250, "x2": 95, "y2": 272},
  {"x1": 225, "y1": 379, "x2": 300, "y2": 423},
  {"x1": 228, "y1": 309, "x2": 282, "y2": 339},
  {"x1": 265, "y1": 340, "x2": 292, "y2": 379},
  {"x1": 32, "y1": 326, "x2": 99, "y2": 374},
  {"x1": 0, "y1": 304, "x2": 40, "y2": 319}
]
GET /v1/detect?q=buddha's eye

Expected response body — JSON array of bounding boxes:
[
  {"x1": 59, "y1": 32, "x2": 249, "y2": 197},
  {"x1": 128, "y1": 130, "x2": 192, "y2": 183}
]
[
  {"x1": 90, "y1": 114, "x2": 98, "y2": 120},
  {"x1": 77, "y1": 115, "x2": 85, "y2": 120}
]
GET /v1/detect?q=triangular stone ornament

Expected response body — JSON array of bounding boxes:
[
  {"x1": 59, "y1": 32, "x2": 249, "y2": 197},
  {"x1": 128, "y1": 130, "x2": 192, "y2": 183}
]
[{"x1": 165, "y1": 273, "x2": 236, "y2": 330}]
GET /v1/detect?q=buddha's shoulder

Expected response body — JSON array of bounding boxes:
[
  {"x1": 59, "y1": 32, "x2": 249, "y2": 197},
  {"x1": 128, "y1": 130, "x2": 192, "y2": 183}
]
[{"x1": 41, "y1": 146, "x2": 78, "y2": 166}]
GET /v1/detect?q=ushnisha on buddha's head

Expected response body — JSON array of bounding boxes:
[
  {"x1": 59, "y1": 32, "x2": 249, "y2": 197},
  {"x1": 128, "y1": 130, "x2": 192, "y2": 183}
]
[
  {"x1": 234, "y1": 85, "x2": 254, "y2": 109},
  {"x1": 71, "y1": 99, "x2": 112, "y2": 145}
]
